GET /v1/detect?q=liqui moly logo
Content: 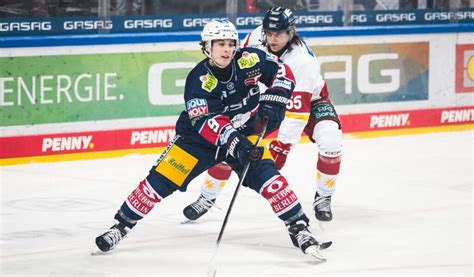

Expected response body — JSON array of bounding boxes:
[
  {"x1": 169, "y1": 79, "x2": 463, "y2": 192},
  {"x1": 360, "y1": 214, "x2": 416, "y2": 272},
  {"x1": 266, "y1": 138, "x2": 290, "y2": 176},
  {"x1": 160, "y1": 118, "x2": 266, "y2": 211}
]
[
  {"x1": 370, "y1": 113, "x2": 410, "y2": 128},
  {"x1": 42, "y1": 136, "x2": 93, "y2": 152},
  {"x1": 186, "y1": 98, "x2": 209, "y2": 119}
]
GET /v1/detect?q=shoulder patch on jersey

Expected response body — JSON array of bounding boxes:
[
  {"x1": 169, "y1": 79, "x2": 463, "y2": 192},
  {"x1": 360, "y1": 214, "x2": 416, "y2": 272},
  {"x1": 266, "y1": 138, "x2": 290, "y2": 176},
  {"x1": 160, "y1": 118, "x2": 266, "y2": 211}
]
[
  {"x1": 186, "y1": 98, "x2": 209, "y2": 119},
  {"x1": 265, "y1": 52, "x2": 279, "y2": 62},
  {"x1": 200, "y1": 73, "x2": 217, "y2": 92},
  {"x1": 238, "y1": 51, "x2": 260, "y2": 69}
]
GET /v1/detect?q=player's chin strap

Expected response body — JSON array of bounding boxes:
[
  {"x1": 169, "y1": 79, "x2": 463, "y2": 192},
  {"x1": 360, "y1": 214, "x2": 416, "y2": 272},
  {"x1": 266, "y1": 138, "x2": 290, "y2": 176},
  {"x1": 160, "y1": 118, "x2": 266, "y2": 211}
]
[
  {"x1": 203, "y1": 42, "x2": 237, "y2": 69},
  {"x1": 204, "y1": 51, "x2": 236, "y2": 69},
  {"x1": 207, "y1": 117, "x2": 269, "y2": 277},
  {"x1": 204, "y1": 51, "x2": 221, "y2": 68}
]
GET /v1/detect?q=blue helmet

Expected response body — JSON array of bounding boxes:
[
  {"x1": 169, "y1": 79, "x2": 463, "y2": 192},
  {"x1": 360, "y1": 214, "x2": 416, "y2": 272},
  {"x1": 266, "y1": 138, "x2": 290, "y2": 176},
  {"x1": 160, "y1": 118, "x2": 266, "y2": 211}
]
[{"x1": 262, "y1": 7, "x2": 296, "y2": 32}]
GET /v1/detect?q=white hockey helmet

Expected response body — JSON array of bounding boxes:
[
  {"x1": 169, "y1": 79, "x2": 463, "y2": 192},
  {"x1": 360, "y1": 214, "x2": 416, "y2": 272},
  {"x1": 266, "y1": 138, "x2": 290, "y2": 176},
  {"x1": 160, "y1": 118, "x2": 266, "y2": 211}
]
[{"x1": 201, "y1": 19, "x2": 240, "y2": 59}]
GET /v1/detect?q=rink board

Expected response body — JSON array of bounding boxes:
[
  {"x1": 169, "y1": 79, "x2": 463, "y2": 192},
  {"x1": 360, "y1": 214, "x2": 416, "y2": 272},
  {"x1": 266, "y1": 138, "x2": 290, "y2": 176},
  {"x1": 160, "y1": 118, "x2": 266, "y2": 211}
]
[
  {"x1": 1, "y1": 29, "x2": 473, "y2": 165},
  {"x1": 1, "y1": 106, "x2": 472, "y2": 165}
]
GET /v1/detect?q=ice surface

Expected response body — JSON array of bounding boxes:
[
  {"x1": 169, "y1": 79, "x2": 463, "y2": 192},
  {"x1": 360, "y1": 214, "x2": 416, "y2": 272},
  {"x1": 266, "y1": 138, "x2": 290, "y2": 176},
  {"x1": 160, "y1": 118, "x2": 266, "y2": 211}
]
[{"x1": 1, "y1": 131, "x2": 472, "y2": 276}]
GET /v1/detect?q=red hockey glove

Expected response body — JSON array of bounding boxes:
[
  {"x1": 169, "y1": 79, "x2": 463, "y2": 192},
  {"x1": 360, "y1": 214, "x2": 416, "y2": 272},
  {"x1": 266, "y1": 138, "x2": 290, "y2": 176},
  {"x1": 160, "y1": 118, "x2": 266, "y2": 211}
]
[{"x1": 268, "y1": 140, "x2": 291, "y2": 170}]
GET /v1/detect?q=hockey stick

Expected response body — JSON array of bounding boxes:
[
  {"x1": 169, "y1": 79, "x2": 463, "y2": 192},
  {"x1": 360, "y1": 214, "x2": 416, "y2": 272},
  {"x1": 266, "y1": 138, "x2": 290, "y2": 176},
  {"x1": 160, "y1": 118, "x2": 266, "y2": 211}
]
[{"x1": 207, "y1": 118, "x2": 269, "y2": 277}]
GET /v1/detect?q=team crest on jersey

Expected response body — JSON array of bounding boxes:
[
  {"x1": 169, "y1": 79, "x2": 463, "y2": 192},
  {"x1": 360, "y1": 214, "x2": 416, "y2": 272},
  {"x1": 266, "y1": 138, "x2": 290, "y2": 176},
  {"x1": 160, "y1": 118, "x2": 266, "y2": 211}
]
[
  {"x1": 200, "y1": 73, "x2": 217, "y2": 92},
  {"x1": 244, "y1": 74, "x2": 261, "y2": 86},
  {"x1": 238, "y1": 51, "x2": 260, "y2": 69},
  {"x1": 273, "y1": 79, "x2": 293, "y2": 90}
]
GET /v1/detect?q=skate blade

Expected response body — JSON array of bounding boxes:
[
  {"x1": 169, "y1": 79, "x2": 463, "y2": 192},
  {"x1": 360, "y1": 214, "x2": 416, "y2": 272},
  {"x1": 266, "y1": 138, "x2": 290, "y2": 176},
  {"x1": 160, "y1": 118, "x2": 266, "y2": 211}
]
[
  {"x1": 180, "y1": 218, "x2": 191, "y2": 224},
  {"x1": 91, "y1": 245, "x2": 106, "y2": 256},
  {"x1": 304, "y1": 245, "x2": 326, "y2": 262},
  {"x1": 180, "y1": 218, "x2": 197, "y2": 224}
]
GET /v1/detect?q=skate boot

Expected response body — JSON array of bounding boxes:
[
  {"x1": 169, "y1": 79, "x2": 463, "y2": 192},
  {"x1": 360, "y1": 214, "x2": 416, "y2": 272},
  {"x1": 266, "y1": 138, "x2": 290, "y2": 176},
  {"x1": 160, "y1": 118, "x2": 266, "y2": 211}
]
[
  {"x1": 313, "y1": 192, "x2": 332, "y2": 221},
  {"x1": 287, "y1": 220, "x2": 325, "y2": 261},
  {"x1": 95, "y1": 222, "x2": 129, "y2": 252},
  {"x1": 183, "y1": 195, "x2": 216, "y2": 220}
]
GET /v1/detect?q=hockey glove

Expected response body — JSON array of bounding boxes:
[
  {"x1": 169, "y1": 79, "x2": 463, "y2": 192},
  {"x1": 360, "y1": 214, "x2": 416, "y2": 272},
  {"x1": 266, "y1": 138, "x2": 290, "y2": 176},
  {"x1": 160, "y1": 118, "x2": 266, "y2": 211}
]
[
  {"x1": 227, "y1": 132, "x2": 264, "y2": 167},
  {"x1": 258, "y1": 88, "x2": 290, "y2": 132},
  {"x1": 268, "y1": 140, "x2": 292, "y2": 170},
  {"x1": 258, "y1": 102, "x2": 286, "y2": 132}
]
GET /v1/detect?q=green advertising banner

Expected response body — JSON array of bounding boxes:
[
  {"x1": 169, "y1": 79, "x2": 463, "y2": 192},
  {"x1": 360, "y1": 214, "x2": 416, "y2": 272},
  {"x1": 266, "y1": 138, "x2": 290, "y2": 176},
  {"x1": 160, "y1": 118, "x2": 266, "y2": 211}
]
[
  {"x1": 312, "y1": 42, "x2": 429, "y2": 105},
  {"x1": 1, "y1": 42, "x2": 428, "y2": 127},
  {"x1": 1, "y1": 50, "x2": 203, "y2": 127}
]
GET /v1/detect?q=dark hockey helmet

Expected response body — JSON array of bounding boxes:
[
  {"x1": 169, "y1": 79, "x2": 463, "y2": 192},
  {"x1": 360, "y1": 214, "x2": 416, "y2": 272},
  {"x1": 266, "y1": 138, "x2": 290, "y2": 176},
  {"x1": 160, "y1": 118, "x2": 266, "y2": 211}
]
[{"x1": 262, "y1": 7, "x2": 296, "y2": 33}]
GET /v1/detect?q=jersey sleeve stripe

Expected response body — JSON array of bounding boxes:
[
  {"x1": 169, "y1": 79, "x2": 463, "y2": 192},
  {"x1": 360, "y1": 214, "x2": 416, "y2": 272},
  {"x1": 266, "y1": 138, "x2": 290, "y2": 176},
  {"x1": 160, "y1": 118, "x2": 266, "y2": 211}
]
[{"x1": 284, "y1": 112, "x2": 310, "y2": 121}]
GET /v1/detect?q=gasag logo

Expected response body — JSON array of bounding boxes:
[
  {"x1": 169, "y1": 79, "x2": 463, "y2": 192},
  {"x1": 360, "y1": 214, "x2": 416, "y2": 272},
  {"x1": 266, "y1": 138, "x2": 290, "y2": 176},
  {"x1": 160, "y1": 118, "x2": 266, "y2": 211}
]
[
  {"x1": 0, "y1": 21, "x2": 51, "y2": 32},
  {"x1": 63, "y1": 20, "x2": 113, "y2": 30}
]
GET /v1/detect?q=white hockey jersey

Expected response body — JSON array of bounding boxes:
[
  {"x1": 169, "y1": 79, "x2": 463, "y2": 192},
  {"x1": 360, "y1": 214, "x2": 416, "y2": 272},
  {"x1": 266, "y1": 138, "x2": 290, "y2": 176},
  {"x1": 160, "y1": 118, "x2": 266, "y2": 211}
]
[{"x1": 242, "y1": 26, "x2": 329, "y2": 144}]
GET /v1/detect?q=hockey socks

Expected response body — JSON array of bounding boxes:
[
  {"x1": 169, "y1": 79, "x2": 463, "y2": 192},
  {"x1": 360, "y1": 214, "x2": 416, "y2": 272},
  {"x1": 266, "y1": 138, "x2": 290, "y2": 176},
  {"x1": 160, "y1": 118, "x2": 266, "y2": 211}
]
[
  {"x1": 200, "y1": 162, "x2": 232, "y2": 200},
  {"x1": 260, "y1": 175, "x2": 305, "y2": 224},
  {"x1": 116, "y1": 179, "x2": 162, "y2": 228},
  {"x1": 316, "y1": 153, "x2": 341, "y2": 197}
]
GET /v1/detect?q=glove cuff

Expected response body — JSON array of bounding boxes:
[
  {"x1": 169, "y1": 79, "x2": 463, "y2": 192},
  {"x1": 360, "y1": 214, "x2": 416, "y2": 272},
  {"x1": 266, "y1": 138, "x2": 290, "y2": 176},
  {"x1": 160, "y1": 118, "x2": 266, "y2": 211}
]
[
  {"x1": 259, "y1": 93, "x2": 289, "y2": 106},
  {"x1": 270, "y1": 140, "x2": 292, "y2": 155},
  {"x1": 226, "y1": 132, "x2": 248, "y2": 158}
]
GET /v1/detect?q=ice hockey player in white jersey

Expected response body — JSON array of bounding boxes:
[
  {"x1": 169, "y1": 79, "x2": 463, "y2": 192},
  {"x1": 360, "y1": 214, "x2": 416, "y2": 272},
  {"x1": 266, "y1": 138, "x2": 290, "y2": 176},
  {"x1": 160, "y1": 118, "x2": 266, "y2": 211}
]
[{"x1": 183, "y1": 7, "x2": 343, "y2": 226}]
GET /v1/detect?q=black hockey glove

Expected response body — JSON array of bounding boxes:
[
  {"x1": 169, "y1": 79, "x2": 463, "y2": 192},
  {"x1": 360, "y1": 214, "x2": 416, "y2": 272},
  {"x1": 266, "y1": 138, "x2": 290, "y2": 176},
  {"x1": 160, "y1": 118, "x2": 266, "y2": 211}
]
[
  {"x1": 258, "y1": 101, "x2": 286, "y2": 132},
  {"x1": 227, "y1": 132, "x2": 264, "y2": 167}
]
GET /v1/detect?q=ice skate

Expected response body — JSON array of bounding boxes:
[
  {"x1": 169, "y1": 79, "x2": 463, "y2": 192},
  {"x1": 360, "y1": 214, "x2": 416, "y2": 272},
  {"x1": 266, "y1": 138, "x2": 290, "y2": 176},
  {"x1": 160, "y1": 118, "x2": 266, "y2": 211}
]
[
  {"x1": 182, "y1": 195, "x2": 216, "y2": 221},
  {"x1": 94, "y1": 223, "x2": 129, "y2": 253},
  {"x1": 313, "y1": 192, "x2": 332, "y2": 222},
  {"x1": 288, "y1": 229, "x2": 332, "y2": 250},
  {"x1": 287, "y1": 220, "x2": 326, "y2": 261}
]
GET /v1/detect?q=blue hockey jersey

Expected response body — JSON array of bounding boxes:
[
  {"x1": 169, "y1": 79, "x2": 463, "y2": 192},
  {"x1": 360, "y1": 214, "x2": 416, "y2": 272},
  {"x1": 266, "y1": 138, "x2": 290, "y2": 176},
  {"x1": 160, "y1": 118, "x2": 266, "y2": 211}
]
[{"x1": 175, "y1": 47, "x2": 295, "y2": 150}]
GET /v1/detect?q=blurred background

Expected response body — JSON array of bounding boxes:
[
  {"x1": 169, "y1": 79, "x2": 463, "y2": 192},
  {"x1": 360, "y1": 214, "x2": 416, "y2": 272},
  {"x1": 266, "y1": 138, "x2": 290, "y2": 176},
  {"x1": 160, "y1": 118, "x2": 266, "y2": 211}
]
[{"x1": 0, "y1": 0, "x2": 472, "y2": 18}]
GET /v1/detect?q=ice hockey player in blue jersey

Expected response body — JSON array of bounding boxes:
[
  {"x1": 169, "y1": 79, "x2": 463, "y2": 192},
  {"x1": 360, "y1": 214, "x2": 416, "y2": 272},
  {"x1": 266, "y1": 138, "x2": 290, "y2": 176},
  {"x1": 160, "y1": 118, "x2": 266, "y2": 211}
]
[{"x1": 94, "y1": 19, "x2": 323, "y2": 258}]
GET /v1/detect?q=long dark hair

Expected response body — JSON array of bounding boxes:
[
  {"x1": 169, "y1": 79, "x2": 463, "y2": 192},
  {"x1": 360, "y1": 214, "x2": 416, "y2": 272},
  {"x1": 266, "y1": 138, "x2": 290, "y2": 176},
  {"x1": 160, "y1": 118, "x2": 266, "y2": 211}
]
[{"x1": 286, "y1": 26, "x2": 303, "y2": 52}]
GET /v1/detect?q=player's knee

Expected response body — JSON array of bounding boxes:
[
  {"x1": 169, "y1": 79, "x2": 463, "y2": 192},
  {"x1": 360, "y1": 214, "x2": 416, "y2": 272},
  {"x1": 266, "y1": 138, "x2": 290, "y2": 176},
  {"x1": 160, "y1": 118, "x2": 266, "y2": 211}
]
[
  {"x1": 208, "y1": 162, "x2": 232, "y2": 180},
  {"x1": 313, "y1": 121, "x2": 342, "y2": 156}
]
